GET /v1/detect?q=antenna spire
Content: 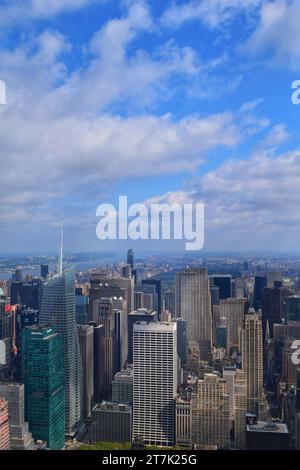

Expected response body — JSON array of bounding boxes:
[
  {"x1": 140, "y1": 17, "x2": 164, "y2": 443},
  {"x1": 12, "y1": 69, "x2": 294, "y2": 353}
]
[{"x1": 58, "y1": 222, "x2": 63, "y2": 276}]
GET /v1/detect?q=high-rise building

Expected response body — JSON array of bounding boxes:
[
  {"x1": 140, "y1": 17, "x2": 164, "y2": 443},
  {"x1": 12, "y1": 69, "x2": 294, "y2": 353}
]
[
  {"x1": 75, "y1": 288, "x2": 89, "y2": 325},
  {"x1": 77, "y1": 325, "x2": 94, "y2": 420},
  {"x1": 91, "y1": 402, "x2": 132, "y2": 444},
  {"x1": 222, "y1": 368, "x2": 247, "y2": 449},
  {"x1": 191, "y1": 373, "x2": 230, "y2": 449},
  {"x1": 15, "y1": 307, "x2": 39, "y2": 379},
  {"x1": 89, "y1": 275, "x2": 134, "y2": 320},
  {"x1": 127, "y1": 308, "x2": 158, "y2": 364},
  {"x1": 220, "y1": 298, "x2": 247, "y2": 354},
  {"x1": 164, "y1": 290, "x2": 176, "y2": 317},
  {"x1": 22, "y1": 325, "x2": 65, "y2": 450},
  {"x1": 0, "y1": 398, "x2": 10, "y2": 450},
  {"x1": 133, "y1": 322, "x2": 177, "y2": 447},
  {"x1": 0, "y1": 382, "x2": 34, "y2": 450},
  {"x1": 210, "y1": 275, "x2": 232, "y2": 300},
  {"x1": 88, "y1": 322, "x2": 105, "y2": 404},
  {"x1": 284, "y1": 296, "x2": 300, "y2": 322},
  {"x1": 39, "y1": 271, "x2": 82, "y2": 436},
  {"x1": 172, "y1": 318, "x2": 188, "y2": 368},
  {"x1": 127, "y1": 249, "x2": 134, "y2": 268},
  {"x1": 176, "y1": 397, "x2": 191, "y2": 448},
  {"x1": 14, "y1": 268, "x2": 22, "y2": 283},
  {"x1": 112, "y1": 368, "x2": 133, "y2": 406},
  {"x1": 40, "y1": 264, "x2": 49, "y2": 279},
  {"x1": 142, "y1": 279, "x2": 162, "y2": 316},
  {"x1": 176, "y1": 268, "x2": 212, "y2": 358},
  {"x1": 10, "y1": 279, "x2": 42, "y2": 310},
  {"x1": 254, "y1": 275, "x2": 267, "y2": 311},
  {"x1": 241, "y1": 312, "x2": 264, "y2": 416},
  {"x1": 262, "y1": 286, "x2": 292, "y2": 339}
]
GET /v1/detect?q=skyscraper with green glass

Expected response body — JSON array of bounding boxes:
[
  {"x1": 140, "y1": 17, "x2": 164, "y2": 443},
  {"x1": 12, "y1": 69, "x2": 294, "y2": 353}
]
[
  {"x1": 22, "y1": 325, "x2": 65, "y2": 450},
  {"x1": 39, "y1": 270, "x2": 83, "y2": 436}
]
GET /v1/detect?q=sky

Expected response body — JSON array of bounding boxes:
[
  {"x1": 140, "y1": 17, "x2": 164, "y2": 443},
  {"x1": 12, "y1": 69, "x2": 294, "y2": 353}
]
[{"x1": 0, "y1": 0, "x2": 299, "y2": 254}]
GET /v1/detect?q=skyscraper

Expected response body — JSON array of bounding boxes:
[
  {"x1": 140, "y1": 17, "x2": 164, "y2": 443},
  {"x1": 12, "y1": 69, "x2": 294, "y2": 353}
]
[
  {"x1": 142, "y1": 279, "x2": 162, "y2": 316},
  {"x1": 241, "y1": 312, "x2": 264, "y2": 416},
  {"x1": 22, "y1": 325, "x2": 65, "y2": 449},
  {"x1": 176, "y1": 268, "x2": 212, "y2": 358},
  {"x1": 77, "y1": 325, "x2": 94, "y2": 421},
  {"x1": 220, "y1": 298, "x2": 247, "y2": 354},
  {"x1": 127, "y1": 308, "x2": 158, "y2": 364},
  {"x1": 127, "y1": 249, "x2": 134, "y2": 268},
  {"x1": 0, "y1": 399, "x2": 10, "y2": 450},
  {"x1": 0, "y1": 382, "x2": 34, "y2": 450},
  {"x1": 133, "y1": 322, "x2": 177, "y2": 446},
  {"x1": 210, "y1": 275, "x2": 232, "y2": 300},
  {"x1": 40, "y1": 264, "x2": 49, "y2": 279},
  {"x1": 191, "y1": 373, "x2": 230, "y2": 449},
  {"x1": 39, "y1": 271, "x2": 82, "y2": 436}
]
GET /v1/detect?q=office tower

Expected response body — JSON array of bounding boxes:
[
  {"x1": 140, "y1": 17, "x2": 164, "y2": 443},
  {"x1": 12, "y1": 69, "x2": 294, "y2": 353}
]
[
  {"x1": 14, "y1": 268, "x2": 22, "y2": 283},
  {"x1": 215, "y1": 322, "x2": 227, "y2": 349},
  {"x1": 15, "y1": 307, "x2": 39, "y2": 379},
  {"x1": 176, "y1": 268, "x2": 212, "y2": 359},
  {"x1": 210, "y1": 286, "x2": 220, "y2": 306},
  {"x1": 234, "y1": 372, "x2": 247, "y2": 450},
  {"x1": 75, "y1": 287, "x2": 88, "y2": 325},
  {"x1": 112, "y1": 297, "x2": 128, "y2": 372},
  {"x1": 91, "y1": 402, "x2": 132, "y2": 444},
  {"x1": 93, "y1": 299, "x2": 116, "y2": 398},
  {"x1": 89, "y1": 275, "x2": 134, "y2": 320},
  {"x1": 284, "y1": 296, "x2": 300, "y2": 322},
  {"x1": 134, "y1": 291, "x2": 143, "y2": 310},
  {"x1": 246, "y1": 422, "x2": 289, "y2": 450},
  {"x1": 191, "y1": 373, "x2": 230, "y2": 449},
  {"x1": 0, "y1": 303, "x2": 13, "y2": 380},
  {"x1": 122, "y1": 264, "x2": 132, "y2": 279},
  {"x1": 274, "y1": 322, "x2": 300, "y2": 341},
  {"x1": 241, "y1": 312, "x2": 264, "y2": 416},
  {"x1": 112, "y1": 368, "x2": 133, "y2": 405},
  {"x1": 133, "y1": 322, "x2": 177, "y2": 446},
  {"x1": 10, "y1": 279, "x2": 42, "y2": 310},
  {"x1": 281, "y1": 338, "x2": 297, "y2": 388},
  {"x1": 176, "y1": 398, "x2": 191, "y2": 448},
  {"x1": 262, "y1": 286, "x2": 292, "y2": 339},
  {"x1": 0, "y1": 302, "x2": 13, "y2": 340},
  {"x1": 142, "y1": 279, "x2": 162, "y2": 316},
  {"x1": 40, "y1": 264, "x2": 49, "y2": 279},
  {"x1": 172, "y1": 318, "x2": 188, "y2": 368},
  {"x1": 220, "y1": 298, "x2": 247, "y2": 354},
  {"x1": 22, "y1": 325, "x2": 65, "y2": 450},
  {"x1": 39, "y1": 271, "x2": 82, "y2": 436},
  {"x1": 127, "y1": 249, "x2": 134, "y2": 268},
  {"x1": 164, "y1": 290, "x2": 175, "y2": 317},
  {"x1": 135, "y1": 284, "x2": 157, "y2": 310},
  {"x1": 88, "y1": 322, "x2": 105, "y2": 403},
  {"x1": 254, "y1": 275, "x2": 267, "y2": 310},
  {"x1": 211, "y1": 275, "x2": 232, "y2": 300},
  {"x1": 0, "y1": 382, "x2": 34, "y2": 450},
  {"x1": 77, "y1": 325, "x2": 94, "y2": 420},
  {"x1": 127, "y1": 308, "x2": 158, "y2": 364},
  {"x1": 0, "y1": 399, "x2": 10, "y2": 450},
  {"x1": 234, "y1": 278, "x2": 245, "y2": 299}
]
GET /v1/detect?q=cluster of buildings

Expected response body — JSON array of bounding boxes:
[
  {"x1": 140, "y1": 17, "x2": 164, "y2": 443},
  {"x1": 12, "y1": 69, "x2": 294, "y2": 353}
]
[{"x1": 0, "y1": 247, "x2": 300, "y2": 451}]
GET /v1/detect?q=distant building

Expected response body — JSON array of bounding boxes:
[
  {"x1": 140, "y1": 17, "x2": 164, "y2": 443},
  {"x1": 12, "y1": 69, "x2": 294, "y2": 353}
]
[
  {"x1": 210, "y1": 275, "x2": 232, "y2": 300},
  {"x1": 220, "y1": 298, "x2": 247, "y2": 354},
  {"x1": 164, "y1": 290, "x2": 175, "y2": 317},
  {"x1": 246, "y1": 421, "x2": 289, "y2": 450},
  {"x1": 10, "y1": 279, "x2": 42, "y2": 310},
  {"x1": 91, "y1": 402, "x2": 132, "y2": 444},
  {"x1": 40, "y1": 265, "x2": 49, "y2": 279},
  {"x1": 127, "y1": 249, "x2": 134, "y2": 268},
  {"x1": 75, "y1": 288, "x2": 89, "y2": 325},
  {"x1": 142, "y1": 279, "x2": 162, "y2": 316}
]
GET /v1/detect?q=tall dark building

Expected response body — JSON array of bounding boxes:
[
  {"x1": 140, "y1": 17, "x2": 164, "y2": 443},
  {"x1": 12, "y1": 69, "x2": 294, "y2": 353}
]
[
  {"x1": 88, "y1": 322, "x2": 105, "y2": 403},
  {"x1": 77, "y1": 325, "x2": 94, "y2": 421},
  {"x1": 10, "y1": 279, "x2": 42, "y2": 310},
  {"x1": 127, "y1": 249, "x2": 134, "y2": 268},
  {"x1": 22, "y1": 325, "x2": 65, "y2": 450},
  {"x1": 246, "y1": 422, "x2": 289, "y2": 450},
  {"x1": 75, "y1": 288, "x2": 88, "y2": 325},
  {"x1": 262, "y1": 287, "x2": 291, "y2": 339},
  {"x1": 254, "y1": 275, "x2": 267, "y2": 310},
  {"x1": 14, "y1": 268, "x2": 22, "y2": 283},
  {"x1": 172, "y1": 318, "x2": 188, "y2": 367},
  {"x1": 15, "y1": 307, "x2": 39, "y2": 379},
  {"x1": 40, "y1": 264, "x2": 49, "y2": 279},
  {"x1": 142, "y1": 278, "x2": 162, "y2": 316},
  {"x1": 211, "y1": 275, "x2": 232, "y2": 300}
]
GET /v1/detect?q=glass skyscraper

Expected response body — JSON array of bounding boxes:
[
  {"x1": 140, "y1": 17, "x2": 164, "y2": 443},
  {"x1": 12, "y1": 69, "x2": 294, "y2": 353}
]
[
  {"x1": 22, "y1": 325, "x2": 65, "y2": 450},
  {"x1": 39, "y1": 271, "x2": 83, "y2": 436}
]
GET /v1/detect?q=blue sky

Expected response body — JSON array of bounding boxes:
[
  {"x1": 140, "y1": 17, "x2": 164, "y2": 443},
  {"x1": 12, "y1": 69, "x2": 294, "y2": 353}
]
[{"x1": 0, "y1": 0, "x2": 299, "y2": 254}]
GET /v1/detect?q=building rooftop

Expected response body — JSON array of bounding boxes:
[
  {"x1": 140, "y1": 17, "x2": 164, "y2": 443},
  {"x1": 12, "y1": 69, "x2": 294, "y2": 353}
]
[
  {"x1": 93, "y1": 401, "x2": 131, "y2": 413},
  {"x1": 247, "y1": 421, "x2": 289, "y2": 434}
]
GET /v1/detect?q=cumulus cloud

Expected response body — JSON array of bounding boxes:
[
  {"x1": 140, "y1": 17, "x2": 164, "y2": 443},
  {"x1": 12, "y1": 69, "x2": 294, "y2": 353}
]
[
  {"x1": 244, "y1": 0, "x2": 300, "y2": 70},
  {"x1": 161, "y1": 0, "x2": 263, "y2": 29}
]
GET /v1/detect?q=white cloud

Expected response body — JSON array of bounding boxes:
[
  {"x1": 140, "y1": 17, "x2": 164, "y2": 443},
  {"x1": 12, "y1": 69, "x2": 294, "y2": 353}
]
[
  {"x1": 244, "y1": 0, "x2": 300, "y2": 70},
  {"x1": 161, "y1": 0, "x2": 263, "y2": 29}
]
